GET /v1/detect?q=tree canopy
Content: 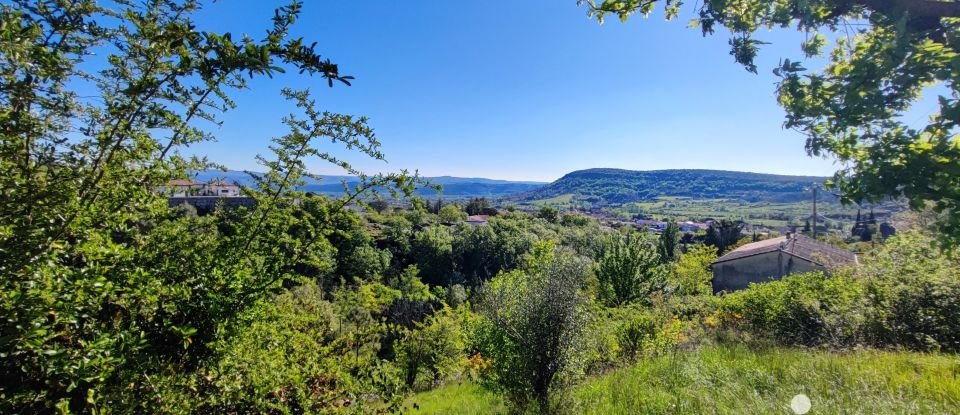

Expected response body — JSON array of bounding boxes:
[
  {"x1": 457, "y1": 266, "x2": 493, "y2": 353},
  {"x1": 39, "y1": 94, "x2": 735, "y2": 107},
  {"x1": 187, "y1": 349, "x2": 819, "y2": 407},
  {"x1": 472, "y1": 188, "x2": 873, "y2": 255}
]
[
  {"x1": 0, "y1": 1, "x2": 416, "y2": 411},
  {"x1": 581, "y1": 0, "x2": 960, "y2": 245}
]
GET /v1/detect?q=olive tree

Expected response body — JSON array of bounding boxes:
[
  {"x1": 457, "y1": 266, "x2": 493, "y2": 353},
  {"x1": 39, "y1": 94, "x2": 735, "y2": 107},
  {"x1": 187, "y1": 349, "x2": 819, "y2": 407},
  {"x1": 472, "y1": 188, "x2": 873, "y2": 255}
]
[{"x1": 478, "y1": 250, "x2": 591, "y2": 413}]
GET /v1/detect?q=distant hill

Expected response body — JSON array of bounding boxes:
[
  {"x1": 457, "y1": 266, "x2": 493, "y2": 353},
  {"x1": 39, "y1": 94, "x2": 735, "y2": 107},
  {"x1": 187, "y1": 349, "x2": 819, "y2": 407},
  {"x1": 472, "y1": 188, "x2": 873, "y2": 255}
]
[
  {"x1": 510, "y1": 168, "x2": 831, "y2": 204},
  {"x1": 190, "y1": 170, "x2": 544, "y2": 198}
]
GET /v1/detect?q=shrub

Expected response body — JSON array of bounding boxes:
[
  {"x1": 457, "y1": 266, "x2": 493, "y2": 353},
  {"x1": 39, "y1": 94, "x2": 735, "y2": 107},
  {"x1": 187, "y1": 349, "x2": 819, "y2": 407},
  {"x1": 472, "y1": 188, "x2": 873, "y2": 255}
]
[
  {"x1": 560, "y1": 213, "x2": 591, "y2": 227},
  {"x1": 615, "y1": 309, "x2": 659, "y2": 360},
  {"x1": 187, "y1": 283, "x2": 404, "y2": 413},
  {"x1": 860, "y1": 231, "x2": 960, "y2": 352},
  {"x1": 606, "y1": 306, "x2": 688, "y2": 362},
  {"x1": 445, "y1": 284, "x2": 468, "y2": 308},
  {"x1": 537, "y1": 206, "x2": 560, "y2": 223},
  {"x1": 668, "y1": 244, "x2": 717, "y2": 297},
  {"x1": 594, "y1": 231, "x2": 666, "y2": 306},
  {"x1": 718, "y1": 272, "x2": 866, "y2": 347},
  {"x1": 476, "y1": 249, "x2": 591, "y2": 413},
  {"x1": 395, "y1": 307, "x2": 466, "y2": 390}
]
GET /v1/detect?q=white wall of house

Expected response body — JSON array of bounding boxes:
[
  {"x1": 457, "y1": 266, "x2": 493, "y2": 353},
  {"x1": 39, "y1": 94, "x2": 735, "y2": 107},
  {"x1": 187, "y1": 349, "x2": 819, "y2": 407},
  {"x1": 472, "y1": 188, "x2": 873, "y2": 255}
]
[
  {"x1": 204, "y1": 183, "x2": 240, "y2": 197},
  {"x1": 158, "y1": 184, "x2": 202, "y2": 197}
]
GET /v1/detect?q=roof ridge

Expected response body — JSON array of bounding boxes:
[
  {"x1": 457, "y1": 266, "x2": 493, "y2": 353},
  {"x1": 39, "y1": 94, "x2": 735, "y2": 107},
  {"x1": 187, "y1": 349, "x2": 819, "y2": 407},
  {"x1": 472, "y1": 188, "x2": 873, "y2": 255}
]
[{"x1": 711, "y1": 233, "x2": 856, "y2": 268}]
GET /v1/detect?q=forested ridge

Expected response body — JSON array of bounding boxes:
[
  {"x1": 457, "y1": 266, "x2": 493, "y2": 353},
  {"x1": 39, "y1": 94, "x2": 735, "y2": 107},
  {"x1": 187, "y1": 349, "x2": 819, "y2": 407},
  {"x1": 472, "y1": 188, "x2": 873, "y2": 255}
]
[{"x1": 513, "y1": 168, "x2": 831, "y2": 204}]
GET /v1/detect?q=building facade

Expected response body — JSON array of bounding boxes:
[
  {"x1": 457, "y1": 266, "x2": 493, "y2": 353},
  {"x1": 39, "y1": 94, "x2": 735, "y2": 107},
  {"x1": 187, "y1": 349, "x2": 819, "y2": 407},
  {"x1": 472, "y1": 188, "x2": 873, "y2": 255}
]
[{"x1": 711, "y1": 233, "x2": 857, "y2": 293}]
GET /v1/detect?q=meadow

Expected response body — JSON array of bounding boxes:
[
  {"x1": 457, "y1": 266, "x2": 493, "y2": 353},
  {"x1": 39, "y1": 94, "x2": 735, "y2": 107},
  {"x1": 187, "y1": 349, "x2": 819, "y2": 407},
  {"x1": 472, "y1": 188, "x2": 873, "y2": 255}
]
[{"x1": 407, "y1": 344, "x2": 960, "y2": 414}]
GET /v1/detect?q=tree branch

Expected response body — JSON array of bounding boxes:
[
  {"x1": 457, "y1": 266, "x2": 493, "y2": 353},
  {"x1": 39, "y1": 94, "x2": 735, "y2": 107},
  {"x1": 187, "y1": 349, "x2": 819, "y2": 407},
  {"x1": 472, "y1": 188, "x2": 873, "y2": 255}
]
[{"x1": 858, "y1": 0, "x2": 960, "y2": 31}]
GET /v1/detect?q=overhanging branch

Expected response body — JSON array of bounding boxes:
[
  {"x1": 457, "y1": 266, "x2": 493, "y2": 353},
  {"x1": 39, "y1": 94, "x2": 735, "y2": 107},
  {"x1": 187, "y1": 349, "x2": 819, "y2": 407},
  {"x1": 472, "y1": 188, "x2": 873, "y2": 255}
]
[{"x1": 858, "y1": 0, "x2": 960, "y2": 31}]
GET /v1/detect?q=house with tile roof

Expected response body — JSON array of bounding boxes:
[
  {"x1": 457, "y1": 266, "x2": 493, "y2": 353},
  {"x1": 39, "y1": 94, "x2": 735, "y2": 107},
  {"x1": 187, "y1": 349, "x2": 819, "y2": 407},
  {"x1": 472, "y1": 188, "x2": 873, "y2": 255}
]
[
  {"x1": 160, "y1": 179, "x2": 204, "y2": 197},
  {"x1": 203, "y1": 179, "x2": 241, "y2": 197},
  {"x1": 710, "y1": 233, "x2": 857, "y2": 293}
]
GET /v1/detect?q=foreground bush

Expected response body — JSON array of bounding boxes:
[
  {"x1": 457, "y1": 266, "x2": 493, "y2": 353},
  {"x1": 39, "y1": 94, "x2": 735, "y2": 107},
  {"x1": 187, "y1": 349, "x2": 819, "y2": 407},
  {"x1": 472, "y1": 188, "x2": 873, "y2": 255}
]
[
  {"x1": 187, "y1": 283, "x2": 403, "y2": 413},
  {"x1": 0, "y1": 1, "x2": 415, "y2": 412},
  {"x1": 396, "y1": 307, "x2": 466, "y2": 390},
  {"x1": 717, "y1": 272, "x2": 866, "y2": 347},
  {"x1": 859, "y1": 232, "x2": 960, "y2": 351},
  {"x1": 476, "y1": 248, "x2": 591, "y2": 413}
]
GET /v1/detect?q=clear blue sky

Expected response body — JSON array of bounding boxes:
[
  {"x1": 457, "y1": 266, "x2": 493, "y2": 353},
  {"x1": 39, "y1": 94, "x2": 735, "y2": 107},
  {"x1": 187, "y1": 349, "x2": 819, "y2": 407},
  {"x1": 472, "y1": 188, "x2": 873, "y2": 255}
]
[{"x1": 186, "y1": 1, "x2": 873, "y2": 182}]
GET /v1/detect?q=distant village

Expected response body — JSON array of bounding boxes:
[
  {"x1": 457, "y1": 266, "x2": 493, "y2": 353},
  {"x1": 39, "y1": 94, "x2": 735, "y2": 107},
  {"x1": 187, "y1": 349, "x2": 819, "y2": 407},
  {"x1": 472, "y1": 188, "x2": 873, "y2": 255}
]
[{"x1": 627, "y1": 209, "x2": 894, "y2": 242}]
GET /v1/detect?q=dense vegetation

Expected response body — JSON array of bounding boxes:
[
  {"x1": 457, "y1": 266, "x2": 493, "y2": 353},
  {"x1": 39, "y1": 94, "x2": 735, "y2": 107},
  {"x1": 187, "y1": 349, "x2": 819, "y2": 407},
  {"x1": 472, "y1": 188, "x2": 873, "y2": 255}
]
[
  {"x1": 11, "y1": 176, "x2": 954, "y2": 414},
  {"x1": 3, "y1": 1, "x2": 959, "y2": 414},
  {"x1": 403, "y1": 218, "x2": 960, "y2": 414},
  {"x1": 513, "y1": 168, "x2": 830, "y2": 205}
]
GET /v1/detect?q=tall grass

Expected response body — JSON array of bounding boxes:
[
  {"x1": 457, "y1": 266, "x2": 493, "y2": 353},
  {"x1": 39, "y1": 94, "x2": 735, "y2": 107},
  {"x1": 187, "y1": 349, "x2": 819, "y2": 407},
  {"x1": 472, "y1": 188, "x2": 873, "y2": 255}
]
[
  {"x1": 572, "y1": 344, "x2": 960, "y2": 414},
  {"x1": 404, "y1": 382, "x2": 507, "y2": 414},
  {"x1": 409, "y1": 344, "x2": 960, "y2": 414}
]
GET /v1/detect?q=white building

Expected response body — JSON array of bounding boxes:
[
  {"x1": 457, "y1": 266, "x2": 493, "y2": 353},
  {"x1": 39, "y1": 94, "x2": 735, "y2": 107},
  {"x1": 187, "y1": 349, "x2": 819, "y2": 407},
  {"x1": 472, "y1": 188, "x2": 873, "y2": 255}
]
[{"x1": 203, "y1": 180, "x2": 241, "y2": 197}]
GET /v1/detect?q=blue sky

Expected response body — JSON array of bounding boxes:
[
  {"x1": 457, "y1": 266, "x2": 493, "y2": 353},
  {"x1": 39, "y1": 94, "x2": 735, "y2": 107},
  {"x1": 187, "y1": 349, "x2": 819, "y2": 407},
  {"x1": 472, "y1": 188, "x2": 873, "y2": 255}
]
[{"x1": 185, "y1": 1, "x2": 883, "y2": 182}]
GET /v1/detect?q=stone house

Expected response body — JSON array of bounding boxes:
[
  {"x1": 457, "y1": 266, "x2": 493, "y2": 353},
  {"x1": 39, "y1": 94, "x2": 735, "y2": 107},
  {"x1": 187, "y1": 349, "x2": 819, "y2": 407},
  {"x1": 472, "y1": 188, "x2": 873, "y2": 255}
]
[{"x1": 710, "y1": 233, "x2": 857, "y2": 293}]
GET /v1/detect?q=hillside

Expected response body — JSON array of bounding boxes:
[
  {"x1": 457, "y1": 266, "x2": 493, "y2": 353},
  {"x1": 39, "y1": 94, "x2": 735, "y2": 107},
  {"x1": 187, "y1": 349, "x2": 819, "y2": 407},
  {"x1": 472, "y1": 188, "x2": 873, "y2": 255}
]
[
  {"x1": 191, "y1": 170, "x2": 544, "y2": 198},
  {"x1": 512, "y1": 168, "x2": 830, "y2": 204}
]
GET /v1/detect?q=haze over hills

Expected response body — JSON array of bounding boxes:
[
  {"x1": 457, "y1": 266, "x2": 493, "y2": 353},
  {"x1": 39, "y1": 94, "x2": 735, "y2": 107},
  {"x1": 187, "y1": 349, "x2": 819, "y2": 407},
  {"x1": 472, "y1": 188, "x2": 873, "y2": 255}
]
[
  {"x1": 191, "y1": 170, "x2": 545, "y2": 198},
  {"x1": 191, "y1": 168, "x2": 838, "y2": 203},
  {"x1": 511, "y1": 168, "x2": 833, "y2": 205}
]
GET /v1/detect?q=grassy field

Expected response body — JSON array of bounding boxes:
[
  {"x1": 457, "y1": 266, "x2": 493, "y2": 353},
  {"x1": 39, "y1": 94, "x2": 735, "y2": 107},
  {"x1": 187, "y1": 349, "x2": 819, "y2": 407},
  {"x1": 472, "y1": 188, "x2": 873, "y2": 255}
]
[
  {"x1": 406, "y1": 344, "x2": 960, "y2": 414},
  {"x1": 403, "y1": 382, "x2": 506, "y2": 414},
  {"x1": 515, "y1": 196, "x2": 903, "y2": 233},
  {"x1": 527, "y1": 193, "x2": 575, "y2": 207},
  {"x1": 619, "y1": 198, "x2": 853, "y2": 222}
]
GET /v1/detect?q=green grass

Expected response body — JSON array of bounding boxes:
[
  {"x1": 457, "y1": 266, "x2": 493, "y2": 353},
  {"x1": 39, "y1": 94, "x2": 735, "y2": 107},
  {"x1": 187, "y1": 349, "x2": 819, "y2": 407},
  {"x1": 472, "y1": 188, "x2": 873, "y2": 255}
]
[
  {"x1": 404, "y1": 382, "x2": 507, "y2": 414},
  {"x1": 408, "y1": 344, "x2": 960, "y2": 414},
  {"x1": 612, "y1": 197, "x2": 886, "y2": 232},
  {"x1": 529, "y1": 193, "x2": 575, "y2": 206},
  {"x1": 571, "y1": 345, "x2": 960, "y2": 414},
  {"x1": 619, "y1": 198, "x2": 850, "y2": 221}
]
